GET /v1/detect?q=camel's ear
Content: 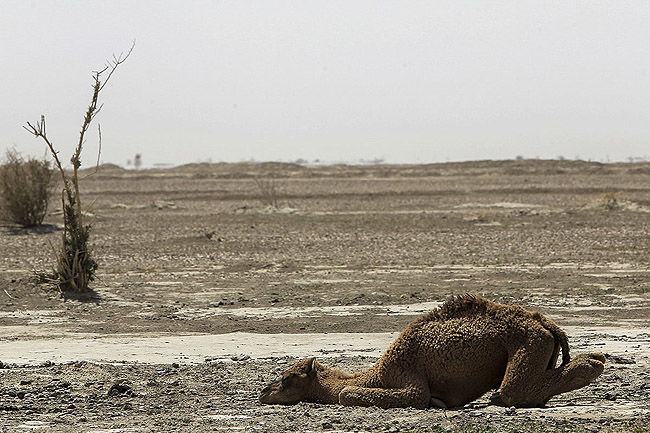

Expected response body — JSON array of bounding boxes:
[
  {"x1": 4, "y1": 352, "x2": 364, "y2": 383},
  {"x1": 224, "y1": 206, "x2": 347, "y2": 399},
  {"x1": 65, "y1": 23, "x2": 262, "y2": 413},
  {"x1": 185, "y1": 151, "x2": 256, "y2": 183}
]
[{"x1": 305, "y1": 357, "x2": 317, "y2": 377}]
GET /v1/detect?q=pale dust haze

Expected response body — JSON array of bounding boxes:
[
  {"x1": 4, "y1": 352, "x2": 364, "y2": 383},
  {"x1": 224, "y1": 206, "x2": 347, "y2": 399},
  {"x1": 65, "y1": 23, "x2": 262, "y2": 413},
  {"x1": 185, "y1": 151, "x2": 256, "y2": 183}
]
[{"x1": 1, "y1": 1, "x2": 649, "y2": 166}]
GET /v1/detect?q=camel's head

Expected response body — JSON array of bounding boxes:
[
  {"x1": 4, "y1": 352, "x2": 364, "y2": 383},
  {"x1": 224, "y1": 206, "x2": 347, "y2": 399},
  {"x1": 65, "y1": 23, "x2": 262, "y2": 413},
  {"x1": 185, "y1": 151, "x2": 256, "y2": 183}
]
[{"x1": 259, "y1": 357, "x2": 320, "y2": 405}]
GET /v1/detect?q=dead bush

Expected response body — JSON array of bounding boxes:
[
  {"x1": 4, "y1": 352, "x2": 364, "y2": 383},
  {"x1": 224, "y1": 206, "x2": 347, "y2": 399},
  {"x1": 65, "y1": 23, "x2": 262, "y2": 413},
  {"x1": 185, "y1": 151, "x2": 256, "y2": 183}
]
[
  {"x1": 0, "y1": 149, "x2": 55, "y2": 227},
  {"x1": 254, "y1": 177, "x2": 280, "y2": 208}
]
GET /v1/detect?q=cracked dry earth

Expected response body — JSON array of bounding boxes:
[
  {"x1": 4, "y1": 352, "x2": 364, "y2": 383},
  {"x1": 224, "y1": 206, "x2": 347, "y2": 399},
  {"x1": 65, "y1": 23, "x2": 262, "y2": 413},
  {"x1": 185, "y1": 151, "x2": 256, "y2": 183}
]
[{"x1": 0, "y1": 160, "x2": 649, "y2": 432}]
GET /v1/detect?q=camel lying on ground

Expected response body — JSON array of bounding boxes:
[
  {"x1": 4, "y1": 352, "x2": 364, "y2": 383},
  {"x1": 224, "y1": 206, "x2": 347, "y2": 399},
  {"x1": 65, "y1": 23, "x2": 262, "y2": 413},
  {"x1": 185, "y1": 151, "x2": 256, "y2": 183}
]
[{"x1": 259, "y1": 294, "x2": 605, "y2": 409}]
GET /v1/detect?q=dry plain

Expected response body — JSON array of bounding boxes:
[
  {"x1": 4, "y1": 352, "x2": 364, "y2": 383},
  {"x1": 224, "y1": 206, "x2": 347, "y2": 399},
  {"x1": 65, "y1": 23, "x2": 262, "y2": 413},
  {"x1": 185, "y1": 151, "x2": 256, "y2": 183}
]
[{"x1": 0, "y1": 159, "x2": 649, "y2": 432}]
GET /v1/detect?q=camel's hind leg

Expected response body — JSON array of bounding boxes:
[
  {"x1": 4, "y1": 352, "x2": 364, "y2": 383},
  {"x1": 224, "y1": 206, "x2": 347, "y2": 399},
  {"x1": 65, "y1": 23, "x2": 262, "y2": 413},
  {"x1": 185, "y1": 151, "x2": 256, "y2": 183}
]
[
  {"x1": 498, "y1": 332, "x2": 605, "y2": 407},
  {"x1": 339, "y1": 384, "x2": 431, "y2": 409}
]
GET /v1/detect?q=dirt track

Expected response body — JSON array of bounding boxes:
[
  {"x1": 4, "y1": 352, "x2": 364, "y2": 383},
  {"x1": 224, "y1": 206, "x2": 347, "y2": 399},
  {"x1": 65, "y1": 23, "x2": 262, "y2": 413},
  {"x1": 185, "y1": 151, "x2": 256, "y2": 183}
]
[{"x1": 1, "y1": 160, "x2": 649, "y2": 432}]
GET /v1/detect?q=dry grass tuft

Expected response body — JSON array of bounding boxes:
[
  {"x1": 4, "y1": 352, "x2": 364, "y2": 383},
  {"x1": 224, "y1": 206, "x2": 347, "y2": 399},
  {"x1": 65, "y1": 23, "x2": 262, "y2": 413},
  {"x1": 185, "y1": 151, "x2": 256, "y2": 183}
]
[{"x1": 599, "y1": 191, "x2": 620, "y2": 210}]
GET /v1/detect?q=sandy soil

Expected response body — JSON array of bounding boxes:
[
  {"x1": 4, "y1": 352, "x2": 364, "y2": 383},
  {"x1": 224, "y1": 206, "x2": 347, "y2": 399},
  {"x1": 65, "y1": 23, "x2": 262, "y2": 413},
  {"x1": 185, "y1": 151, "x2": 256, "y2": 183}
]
[{"x1": 0, "y1": 159, "x2": 649, "y2": 432}]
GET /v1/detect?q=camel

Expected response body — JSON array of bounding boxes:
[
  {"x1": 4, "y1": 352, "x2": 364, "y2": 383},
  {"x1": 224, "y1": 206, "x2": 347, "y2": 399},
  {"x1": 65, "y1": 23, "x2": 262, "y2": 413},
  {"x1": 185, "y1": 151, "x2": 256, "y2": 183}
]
[{"x1": 259, "y1": 294, "x2": 605, "y2": 409}]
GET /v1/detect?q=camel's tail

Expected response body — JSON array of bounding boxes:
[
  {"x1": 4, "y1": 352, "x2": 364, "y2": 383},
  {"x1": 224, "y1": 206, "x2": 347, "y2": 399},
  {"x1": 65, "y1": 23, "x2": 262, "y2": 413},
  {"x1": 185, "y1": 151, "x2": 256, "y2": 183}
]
[{"x1": 535, "y1": 313, "x2": 570, "y2": 367}]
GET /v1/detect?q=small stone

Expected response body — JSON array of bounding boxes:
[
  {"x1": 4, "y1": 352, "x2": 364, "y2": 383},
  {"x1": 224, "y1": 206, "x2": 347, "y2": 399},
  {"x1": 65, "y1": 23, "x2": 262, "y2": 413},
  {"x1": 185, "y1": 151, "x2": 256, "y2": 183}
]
[
  {"x1": 604, "y1": 392, "x2": 617, "y2": 401},
  {"x1": 108, "y1": 381, "x2": 133, "y2": 397},
  {"x1": 230, "y1": 354, "x2": 251, "y2": 362}
]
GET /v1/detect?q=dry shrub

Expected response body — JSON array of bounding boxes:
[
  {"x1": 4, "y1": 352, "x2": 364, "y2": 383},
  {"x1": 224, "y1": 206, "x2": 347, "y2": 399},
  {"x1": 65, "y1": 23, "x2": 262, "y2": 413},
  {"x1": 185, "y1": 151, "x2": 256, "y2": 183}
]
[
  {"x1": 599, "y1": 191, "x2": 620, "y2": 210},
  {"x1": 0, "y1": 149, "x2": 55, "y2": 227},
  {"x1": 53, "y1": 192, "x2": 98, "y2": 291},
  {"x1": 24, "y1": 42, "x2": 133, "y2": 292},
  {"x1": 254, "y1": 177, "x2": 280, "y2": 208}
]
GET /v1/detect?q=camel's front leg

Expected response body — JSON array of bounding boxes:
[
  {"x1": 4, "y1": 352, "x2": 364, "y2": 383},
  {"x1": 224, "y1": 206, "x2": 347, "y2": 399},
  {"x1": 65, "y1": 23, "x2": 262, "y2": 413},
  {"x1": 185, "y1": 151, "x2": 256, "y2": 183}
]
[{"x1": 339, "y1": 385, "x2": 430, "y2": 409}]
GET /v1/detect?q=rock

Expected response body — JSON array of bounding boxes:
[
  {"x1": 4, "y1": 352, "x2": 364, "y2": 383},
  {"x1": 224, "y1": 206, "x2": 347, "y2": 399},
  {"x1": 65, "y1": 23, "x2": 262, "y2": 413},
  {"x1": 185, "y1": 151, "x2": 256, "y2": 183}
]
[
  {"x1": 108, "y1": 381, "x2": 134, "y2": 397},
  {"x1": 152, "y1": 200, "x2": 177, "y2": 210},
  {"x1": 606, "y1": 354, "x2": 636, "y2": 365},
  {"x1": 231, "y1": 354, "x2": 251, "y2": 362}
]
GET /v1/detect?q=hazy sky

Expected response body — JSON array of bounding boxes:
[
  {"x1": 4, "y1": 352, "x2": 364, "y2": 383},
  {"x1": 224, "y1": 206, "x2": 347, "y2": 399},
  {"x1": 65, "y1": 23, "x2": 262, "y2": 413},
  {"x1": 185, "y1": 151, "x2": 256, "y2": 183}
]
[{"x1": 2, "y1": 1, "x2": 649, "y2": 167}]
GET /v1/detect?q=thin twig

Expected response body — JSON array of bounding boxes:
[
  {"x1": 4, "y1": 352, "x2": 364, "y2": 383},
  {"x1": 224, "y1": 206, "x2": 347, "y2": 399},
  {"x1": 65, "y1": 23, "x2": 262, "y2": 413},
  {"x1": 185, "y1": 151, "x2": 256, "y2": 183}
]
[
  {"x1": 23, "y1": 116, "x2": 68, "y2": 190},
  {"x1": 2, "y1": 288, "x2": 14, "y2": 299},
  {"x1": 98, "y1": 40, "x2": 135, "y2": 92},
  {"x1": 96, "y1": 123, "x2": 102, "y2": 167},
  {"x1": 81, "y1": 124, "x2": 102, "y2": 180}
]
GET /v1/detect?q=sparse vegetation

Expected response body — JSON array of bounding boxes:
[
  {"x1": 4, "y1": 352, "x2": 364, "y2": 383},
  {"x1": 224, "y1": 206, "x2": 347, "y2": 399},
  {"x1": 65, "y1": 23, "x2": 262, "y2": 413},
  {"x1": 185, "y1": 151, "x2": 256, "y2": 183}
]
[
  {"x1": 0, "y1": 160, "x2": 648, "y2": 431},
  {"x1": 254, "y1": 177, "x2": 280, "y2": 208},
  {"x1": 0, "y1": 149, "x2": 55, "y2": 227},
  {"x1": 23, "y1": 43, "x2": 134, "y2": 291},
  {"x1": 599, "y1": 191, "x2": 620, "y2": 210}
]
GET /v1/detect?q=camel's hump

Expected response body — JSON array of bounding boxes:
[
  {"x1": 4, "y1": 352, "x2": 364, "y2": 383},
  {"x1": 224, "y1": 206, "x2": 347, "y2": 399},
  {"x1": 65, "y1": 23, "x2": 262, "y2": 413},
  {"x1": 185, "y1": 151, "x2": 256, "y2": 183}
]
[{"x1": 415, "y1": 294, "x2": 493, "y2": 323}]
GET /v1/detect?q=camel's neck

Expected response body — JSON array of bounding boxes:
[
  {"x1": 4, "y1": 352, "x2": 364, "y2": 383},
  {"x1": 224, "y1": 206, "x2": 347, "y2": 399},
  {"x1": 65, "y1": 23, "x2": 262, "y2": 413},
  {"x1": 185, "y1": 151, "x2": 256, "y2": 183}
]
[{"x1": 308, "y1": 366, "x2": 379, "y2": 404}]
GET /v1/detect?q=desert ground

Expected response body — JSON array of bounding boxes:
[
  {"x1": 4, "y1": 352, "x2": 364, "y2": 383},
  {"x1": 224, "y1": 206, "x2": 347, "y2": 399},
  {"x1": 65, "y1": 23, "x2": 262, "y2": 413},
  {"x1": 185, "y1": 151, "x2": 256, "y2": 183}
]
[{"x1": 0, "y1": 159, "x2": 649, "y2": 432}]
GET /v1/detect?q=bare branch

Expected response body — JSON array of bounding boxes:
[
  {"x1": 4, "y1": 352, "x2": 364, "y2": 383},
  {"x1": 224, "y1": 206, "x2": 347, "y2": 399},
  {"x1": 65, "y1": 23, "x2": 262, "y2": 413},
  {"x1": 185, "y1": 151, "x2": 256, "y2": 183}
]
[
  {"x1": 97, "y1": 124, "x2": 102, "y2": 167},
  {"x1": 93, "y1": 103, "x2": 104, "y2": 119},
  {"x1": 74, "y1": 41, "x2": 134, "y2": 175},
  {"x1": 98, "y1": 40, "x2": 135, "y2": 92},
  {"x1": 22, "y1": 123, "x2": 36, "y2": 135},
  {"x1": 23, "y1": 115, "x2": 68, "y2": 188},
  {"x1": 81, "y1": 124, "x2": 102, "y2": 180}
]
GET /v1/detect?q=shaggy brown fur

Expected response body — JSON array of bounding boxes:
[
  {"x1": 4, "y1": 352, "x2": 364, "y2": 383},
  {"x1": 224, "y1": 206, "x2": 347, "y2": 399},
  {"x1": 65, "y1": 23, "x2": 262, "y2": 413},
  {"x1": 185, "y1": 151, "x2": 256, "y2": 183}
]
[{"x1": 259, "y1": 295, "x2": 605, "y2": 409}]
